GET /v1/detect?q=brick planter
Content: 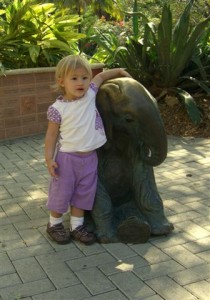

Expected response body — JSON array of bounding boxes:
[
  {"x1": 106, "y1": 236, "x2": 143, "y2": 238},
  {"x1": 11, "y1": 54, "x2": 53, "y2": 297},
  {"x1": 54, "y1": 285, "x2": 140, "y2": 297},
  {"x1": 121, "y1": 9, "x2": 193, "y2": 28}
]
[{"x1": 0, "y1": 64, "x2": 104, "y2": 141}]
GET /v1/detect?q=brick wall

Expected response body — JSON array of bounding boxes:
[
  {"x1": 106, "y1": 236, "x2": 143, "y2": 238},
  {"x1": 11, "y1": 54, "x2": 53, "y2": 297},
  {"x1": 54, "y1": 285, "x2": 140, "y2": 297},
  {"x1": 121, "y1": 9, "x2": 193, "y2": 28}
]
[{"x1": 0, "y1": 64, "x2": 103, "y2": 140}]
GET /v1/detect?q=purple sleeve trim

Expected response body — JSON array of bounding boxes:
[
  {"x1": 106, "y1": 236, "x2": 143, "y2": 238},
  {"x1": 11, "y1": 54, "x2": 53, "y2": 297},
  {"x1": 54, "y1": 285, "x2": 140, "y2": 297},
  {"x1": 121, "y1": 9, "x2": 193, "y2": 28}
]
[
  {"x1": 90, "y1": 82, "x2": 98, "y2": 93},
  {"x1": 47, "y1": 106, "x2": 61, "y2": 123}
]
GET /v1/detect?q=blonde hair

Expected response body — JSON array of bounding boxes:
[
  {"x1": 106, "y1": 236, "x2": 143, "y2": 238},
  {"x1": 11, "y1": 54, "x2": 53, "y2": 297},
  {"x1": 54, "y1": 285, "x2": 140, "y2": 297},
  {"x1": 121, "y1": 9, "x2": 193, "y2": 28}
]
[{"x1": 53, "y1": 55, "x2": 92, "y2": 92}]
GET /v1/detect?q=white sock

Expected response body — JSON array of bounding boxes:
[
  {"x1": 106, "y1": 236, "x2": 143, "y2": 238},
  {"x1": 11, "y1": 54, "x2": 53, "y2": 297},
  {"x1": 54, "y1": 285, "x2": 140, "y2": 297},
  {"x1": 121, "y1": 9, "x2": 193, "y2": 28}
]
[
  {"x1": 49, "y1": 215, "x2": 63, "y2": 227},
  {"x1": 70, "y1": 216, "x2": 84, "y2": 231}
]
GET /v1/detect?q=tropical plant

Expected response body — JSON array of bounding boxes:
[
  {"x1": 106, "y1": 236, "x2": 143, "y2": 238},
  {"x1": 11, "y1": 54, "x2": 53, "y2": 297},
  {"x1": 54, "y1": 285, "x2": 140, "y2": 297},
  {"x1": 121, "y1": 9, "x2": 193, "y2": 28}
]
[
  {"x1": 93, "y1": 0, "x2": 210, "y2": 125},
  {"x1": 0, "y1": 0, "x2": 85, "y2": 70}
]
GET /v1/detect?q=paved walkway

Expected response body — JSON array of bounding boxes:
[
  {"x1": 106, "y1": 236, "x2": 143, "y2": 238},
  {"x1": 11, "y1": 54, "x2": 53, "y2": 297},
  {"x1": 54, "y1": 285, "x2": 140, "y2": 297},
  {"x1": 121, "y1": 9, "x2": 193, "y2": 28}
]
[{"x1": 0, "y1": 134, "x2": 209, "y2": 300}]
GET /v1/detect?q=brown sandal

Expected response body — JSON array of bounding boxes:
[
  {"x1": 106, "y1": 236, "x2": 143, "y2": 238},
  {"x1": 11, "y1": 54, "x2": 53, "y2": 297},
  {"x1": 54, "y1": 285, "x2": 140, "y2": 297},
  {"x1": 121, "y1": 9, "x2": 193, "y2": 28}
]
[
  {"x1": 47, "y1": 223, "x2": 71, "y2": 244},
  {"x1": 70, "y1": 225, "x2": 96, "y2": 245}
]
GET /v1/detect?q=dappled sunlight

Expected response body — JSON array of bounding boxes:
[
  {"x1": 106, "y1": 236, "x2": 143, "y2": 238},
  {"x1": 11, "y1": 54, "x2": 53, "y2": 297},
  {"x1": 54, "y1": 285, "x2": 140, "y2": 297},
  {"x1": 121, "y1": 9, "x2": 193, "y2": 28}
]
[
  {"x1": 18, "y1": 228, "x2": 48, "y2": 247},
  {"x1": 167, "y1": 138, "x2": 208, "y2": 159},
  {"x1": 116, "y1": 262, "x2": 134, "y2": 272},
  {"x1": 0, "y1": 133, "x2": 209, "y2": 299},
  {"x1": 27, "y1": 189, "x2": 47, "y2": 200},
  {"x1": 2, "y1": 203, "x2": 25, "y2": 217}
]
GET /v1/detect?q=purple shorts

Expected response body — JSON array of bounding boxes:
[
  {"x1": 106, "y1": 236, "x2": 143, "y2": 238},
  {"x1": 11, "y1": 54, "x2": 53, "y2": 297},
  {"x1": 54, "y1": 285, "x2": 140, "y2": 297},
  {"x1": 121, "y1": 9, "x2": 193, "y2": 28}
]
[{"x1": 47, "y1": 151, "x2": 98, "y2": 214}]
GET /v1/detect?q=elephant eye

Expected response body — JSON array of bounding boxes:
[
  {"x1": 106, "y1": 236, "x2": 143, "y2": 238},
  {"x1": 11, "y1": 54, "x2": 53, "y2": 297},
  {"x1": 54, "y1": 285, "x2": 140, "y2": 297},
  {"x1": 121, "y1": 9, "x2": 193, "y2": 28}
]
[{"x1": 124, "y1": 115, "x2": 135, "y2": 123}]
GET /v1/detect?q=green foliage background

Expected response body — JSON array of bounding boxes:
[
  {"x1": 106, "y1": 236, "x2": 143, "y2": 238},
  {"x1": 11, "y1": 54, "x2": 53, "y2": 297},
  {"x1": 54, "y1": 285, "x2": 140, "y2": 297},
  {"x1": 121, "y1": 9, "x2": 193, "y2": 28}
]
[{"x1": 0, "y1": 0, "x2": 209, "y2": 124}]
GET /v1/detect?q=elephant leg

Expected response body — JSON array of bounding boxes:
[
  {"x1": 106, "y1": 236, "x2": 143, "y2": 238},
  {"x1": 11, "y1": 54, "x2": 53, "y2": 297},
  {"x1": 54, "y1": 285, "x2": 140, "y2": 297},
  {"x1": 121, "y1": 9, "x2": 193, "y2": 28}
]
[
  {"x1": 114, "y1": 202, "x2": 151, "y2": 244},
  {"x1": 91, "y1": 179, "x2": 118, "y2": 243},
  {"x1": 117, "y1": 216, "x2": 151, "y2": 244},
  {"x1": 133, "y1": 163, "x2": 174, "y2": 235}
]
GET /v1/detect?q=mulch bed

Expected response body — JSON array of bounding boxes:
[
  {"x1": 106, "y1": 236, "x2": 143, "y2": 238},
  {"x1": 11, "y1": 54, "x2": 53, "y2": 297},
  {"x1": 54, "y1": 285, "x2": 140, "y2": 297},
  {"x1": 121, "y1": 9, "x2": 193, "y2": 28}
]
[{"x1": 158, "y1": 94, "x2": 210, "y2": 139}]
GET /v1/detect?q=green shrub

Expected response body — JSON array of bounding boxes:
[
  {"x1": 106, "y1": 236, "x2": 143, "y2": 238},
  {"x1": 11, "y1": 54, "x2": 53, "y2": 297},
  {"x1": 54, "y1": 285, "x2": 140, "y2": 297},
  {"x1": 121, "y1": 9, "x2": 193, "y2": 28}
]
[
  {"x1": 93, "y1": 0, "x2": 210, "y2": 125},
  {"x1": 0, "y1": 0, "x2": 86, "y2": 70}
]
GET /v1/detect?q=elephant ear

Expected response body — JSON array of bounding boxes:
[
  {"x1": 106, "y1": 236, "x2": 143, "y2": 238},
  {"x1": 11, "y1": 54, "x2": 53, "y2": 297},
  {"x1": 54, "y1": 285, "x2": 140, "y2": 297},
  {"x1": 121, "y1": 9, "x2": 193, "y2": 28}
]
[{"x1": 96, "y1": 82, "x2": 121, "y2": 143}]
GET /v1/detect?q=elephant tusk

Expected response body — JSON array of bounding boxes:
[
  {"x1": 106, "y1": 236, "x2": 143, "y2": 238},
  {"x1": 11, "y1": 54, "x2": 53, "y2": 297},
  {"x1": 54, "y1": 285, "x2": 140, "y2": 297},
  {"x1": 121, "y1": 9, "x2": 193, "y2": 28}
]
[{"x1": 148, "y1": 149, "x2": 152, "y2": 157}]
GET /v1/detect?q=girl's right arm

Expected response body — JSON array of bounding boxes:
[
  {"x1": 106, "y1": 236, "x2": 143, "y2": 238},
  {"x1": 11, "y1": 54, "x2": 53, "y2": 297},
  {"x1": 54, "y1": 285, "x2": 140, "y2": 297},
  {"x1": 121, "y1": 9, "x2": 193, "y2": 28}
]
[
  {"x1": 45, "y1": 121, "x2": 60, "y2": 178},
  {"x1": 92, "y1": 68, "x2": 132, "y2": 88}
]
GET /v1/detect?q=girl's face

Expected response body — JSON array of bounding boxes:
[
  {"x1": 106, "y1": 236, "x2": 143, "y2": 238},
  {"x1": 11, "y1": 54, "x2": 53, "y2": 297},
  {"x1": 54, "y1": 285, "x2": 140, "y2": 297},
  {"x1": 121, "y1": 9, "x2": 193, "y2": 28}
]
[{"x1": 59, "y1": 67, "x2": 91, "y2": 100}]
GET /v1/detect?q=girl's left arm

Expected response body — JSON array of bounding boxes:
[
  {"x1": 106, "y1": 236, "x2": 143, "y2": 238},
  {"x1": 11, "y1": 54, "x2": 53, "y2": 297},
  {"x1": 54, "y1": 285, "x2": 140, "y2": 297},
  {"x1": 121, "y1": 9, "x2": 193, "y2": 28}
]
[{"x1": 45, "y1": 121, "x2": 60, "y2": 178}]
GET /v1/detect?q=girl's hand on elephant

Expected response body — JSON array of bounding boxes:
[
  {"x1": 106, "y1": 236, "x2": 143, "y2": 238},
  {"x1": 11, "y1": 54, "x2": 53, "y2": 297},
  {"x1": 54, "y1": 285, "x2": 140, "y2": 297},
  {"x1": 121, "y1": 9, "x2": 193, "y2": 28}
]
[
  {"x1": 119, "y1": 68, "x2": 132, "y2": 78},
  {"x1": 92, "y1": 68, "x2": 132, "y2": 88}
]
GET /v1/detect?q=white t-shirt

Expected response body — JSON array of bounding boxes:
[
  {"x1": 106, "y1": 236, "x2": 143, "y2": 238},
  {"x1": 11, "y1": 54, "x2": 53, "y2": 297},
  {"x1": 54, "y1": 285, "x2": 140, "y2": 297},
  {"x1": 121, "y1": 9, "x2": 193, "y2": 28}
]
[{"x1": 47, "y1": 83, "x2": 107, "y2": 152}]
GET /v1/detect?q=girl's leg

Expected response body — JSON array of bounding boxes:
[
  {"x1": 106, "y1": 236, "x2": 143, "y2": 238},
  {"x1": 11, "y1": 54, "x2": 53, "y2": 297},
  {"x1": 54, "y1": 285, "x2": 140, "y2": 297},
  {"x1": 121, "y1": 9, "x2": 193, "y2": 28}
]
[
  {"x1": 69, "y1": 152, "x2": 98, "y2": 245},
  {"x1": 46, "y1": 152, "x2": 75, "y2": 244},
  {"x1": 70, "y1": 206, "x2": 96, "y2": 245},
  {"x1": 51, "y1": 211, "x2": 63, "y2": 217},
  {"x1": 49, "y1": 211, "x2": 63, "y2": 226},
  {"x1": 47, "y1": 210, "x2": 71, "y2": 245},
  {"x1": 70, "y1": 207, "x2": 84, "y2": 230}
]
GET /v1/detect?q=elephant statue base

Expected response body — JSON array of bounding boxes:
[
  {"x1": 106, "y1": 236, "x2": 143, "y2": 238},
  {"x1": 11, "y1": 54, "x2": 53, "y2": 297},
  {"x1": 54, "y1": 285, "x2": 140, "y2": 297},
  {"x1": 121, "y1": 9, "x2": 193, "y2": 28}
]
[{"x1": 87, "y1": 78, "x2": 174, "y2": 244}]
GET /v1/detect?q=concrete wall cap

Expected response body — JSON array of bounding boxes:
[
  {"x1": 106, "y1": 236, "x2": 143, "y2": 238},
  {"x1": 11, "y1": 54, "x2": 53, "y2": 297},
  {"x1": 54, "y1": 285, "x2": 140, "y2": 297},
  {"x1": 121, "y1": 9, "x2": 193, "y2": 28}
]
[{"x1": 2, "y1": 63, "x2": 104, "y2": 76}]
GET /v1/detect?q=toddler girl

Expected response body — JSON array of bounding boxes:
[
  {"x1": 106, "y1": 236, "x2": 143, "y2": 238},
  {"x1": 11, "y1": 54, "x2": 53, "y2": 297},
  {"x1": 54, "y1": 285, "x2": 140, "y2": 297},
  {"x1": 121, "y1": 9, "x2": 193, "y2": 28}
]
[{"x1": 45, "y1": 55, "x2": 131, "y2": 245}]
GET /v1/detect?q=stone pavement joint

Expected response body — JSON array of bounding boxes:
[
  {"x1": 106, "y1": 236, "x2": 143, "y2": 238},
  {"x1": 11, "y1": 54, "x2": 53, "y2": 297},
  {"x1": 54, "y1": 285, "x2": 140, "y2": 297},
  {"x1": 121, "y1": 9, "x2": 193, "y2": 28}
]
[{"x1": 0, "y1": 134, "x2": 210, "y2": 300}]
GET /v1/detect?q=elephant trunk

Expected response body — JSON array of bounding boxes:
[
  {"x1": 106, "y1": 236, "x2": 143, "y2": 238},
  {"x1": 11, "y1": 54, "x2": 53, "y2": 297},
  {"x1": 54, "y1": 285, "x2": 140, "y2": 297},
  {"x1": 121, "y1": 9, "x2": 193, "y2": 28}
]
[
  {"x1": 139, "y1": 123, "x2": 168, "y2": 167},
  {"x1": 132, "y1": 83, "x2": 168, "y2": 167}
]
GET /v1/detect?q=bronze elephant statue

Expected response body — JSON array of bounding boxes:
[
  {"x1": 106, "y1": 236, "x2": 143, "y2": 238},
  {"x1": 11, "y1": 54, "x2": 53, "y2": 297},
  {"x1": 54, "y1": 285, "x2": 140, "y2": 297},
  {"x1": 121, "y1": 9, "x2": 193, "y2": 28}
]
[{"x1": 88, "y1": 77, "x2": 174, "y2": 244}]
